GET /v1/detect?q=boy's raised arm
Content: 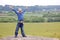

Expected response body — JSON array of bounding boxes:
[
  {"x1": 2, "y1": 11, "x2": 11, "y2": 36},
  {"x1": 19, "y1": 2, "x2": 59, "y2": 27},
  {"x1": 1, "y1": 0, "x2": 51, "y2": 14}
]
[
  {"x1": 9, "y1": 5, "x2": 17, "y2": 14},
  {"x1": 23, "y1": 6, "x2": 28, "y2": 12}
]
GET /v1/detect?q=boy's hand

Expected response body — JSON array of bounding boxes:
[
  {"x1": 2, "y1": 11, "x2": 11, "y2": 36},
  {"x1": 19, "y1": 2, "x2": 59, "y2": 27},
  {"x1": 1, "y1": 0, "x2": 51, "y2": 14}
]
[
  {"x1": 25, "y1": 6, "x2": 28, "y2": 9},
  {"x1": 9, "y1": 5, "x2": 14, "y2": 9}
]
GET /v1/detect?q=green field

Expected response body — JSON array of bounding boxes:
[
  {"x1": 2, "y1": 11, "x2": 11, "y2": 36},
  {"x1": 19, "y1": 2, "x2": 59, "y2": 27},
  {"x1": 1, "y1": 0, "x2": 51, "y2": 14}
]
[{"x1": 0, "y1": 22, "x2": 60, "y2": 38}]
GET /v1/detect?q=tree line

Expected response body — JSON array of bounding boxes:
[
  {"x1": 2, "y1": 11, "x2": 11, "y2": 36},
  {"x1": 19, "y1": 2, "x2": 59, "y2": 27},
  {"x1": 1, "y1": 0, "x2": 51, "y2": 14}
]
[{"x1": 0, "y1": 11, "x2": 60, "y2": 23}]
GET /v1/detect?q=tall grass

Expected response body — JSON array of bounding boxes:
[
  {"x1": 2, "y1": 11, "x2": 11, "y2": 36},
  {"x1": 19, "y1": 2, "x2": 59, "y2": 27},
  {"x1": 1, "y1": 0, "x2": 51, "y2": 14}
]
[{"x1": 0, "y1": 22, "x2": 60, "y2": 38}]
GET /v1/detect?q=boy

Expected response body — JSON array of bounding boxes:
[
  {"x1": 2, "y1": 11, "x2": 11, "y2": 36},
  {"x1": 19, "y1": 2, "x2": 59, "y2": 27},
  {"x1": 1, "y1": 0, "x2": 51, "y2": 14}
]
[{"x1": 9, "y1": 5, "x2": 28, "y2": 38}]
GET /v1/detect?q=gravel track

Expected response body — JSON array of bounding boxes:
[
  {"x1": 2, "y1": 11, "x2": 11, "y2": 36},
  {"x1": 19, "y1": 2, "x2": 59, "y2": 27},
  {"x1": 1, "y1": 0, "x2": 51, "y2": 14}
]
[{"x1": 0, "y1": 35, "x2": 59, "y2": 40}]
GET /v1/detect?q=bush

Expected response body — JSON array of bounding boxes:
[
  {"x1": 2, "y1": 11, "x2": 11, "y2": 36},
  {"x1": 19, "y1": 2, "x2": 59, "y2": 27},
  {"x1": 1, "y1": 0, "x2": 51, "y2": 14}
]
[
  {"x1": 24, "y1": 16, "x2": 45, "y2": 22},
  {"x1": 0, "y1": 17, "x2": 17, "y2": 22}
]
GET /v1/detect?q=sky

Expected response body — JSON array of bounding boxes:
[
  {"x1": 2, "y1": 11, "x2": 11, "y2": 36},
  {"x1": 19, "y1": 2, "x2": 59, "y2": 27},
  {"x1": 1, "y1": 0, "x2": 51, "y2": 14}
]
[{"x1": 0, "y1": 0, "x2": 60, "y2": 6}]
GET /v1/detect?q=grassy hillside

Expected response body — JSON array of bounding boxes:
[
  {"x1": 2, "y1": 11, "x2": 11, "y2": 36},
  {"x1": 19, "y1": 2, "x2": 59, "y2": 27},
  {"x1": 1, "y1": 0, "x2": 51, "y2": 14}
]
[{"x1": 0, "y1": 22, "x2": 60, "y2": 38}]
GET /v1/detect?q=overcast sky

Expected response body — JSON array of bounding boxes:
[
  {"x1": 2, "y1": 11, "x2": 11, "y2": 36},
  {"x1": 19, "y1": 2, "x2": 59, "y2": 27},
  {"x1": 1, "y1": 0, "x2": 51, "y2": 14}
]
[{"x1": 0, "y1": 0, "x2": 60, "y2": 6}]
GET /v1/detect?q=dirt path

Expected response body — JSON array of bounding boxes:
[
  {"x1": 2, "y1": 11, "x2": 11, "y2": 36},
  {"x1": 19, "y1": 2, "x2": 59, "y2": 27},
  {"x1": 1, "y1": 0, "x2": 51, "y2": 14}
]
[{"x1": 0, "y1": 35, "x2": 59, "y2": 40}]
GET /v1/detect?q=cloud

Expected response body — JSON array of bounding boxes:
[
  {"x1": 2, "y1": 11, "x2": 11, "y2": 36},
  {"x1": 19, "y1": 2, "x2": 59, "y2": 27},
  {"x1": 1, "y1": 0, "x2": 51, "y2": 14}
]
[{"x1": 0, "y1": 0, "x2": 60, "y2": 6}]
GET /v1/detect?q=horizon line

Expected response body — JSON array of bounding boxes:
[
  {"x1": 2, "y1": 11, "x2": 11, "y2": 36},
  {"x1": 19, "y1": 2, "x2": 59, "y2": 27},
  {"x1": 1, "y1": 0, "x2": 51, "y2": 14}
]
[{"x1": 0, "y1": 4, "x2": 60, "y2": 6}]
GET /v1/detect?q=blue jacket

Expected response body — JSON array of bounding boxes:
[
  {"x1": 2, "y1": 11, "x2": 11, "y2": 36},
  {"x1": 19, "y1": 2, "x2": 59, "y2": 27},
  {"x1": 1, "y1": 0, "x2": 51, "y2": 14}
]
[{"x1": 12, "y1": 9, "x2": 26, "y2": 21}]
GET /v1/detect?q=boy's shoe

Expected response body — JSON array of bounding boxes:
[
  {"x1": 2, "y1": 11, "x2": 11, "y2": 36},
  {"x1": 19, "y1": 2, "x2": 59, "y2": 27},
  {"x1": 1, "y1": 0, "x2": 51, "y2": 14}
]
[
  {"x1": 23, "y1": 35, "x2": 27, "y2": 37},
  {"x1": 15, "y1": 35, "x2": 17, "y2": 38}
]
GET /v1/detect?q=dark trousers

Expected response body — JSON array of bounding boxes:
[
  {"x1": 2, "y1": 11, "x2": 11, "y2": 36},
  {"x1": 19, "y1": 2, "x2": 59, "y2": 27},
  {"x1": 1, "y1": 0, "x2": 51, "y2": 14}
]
[{"x1": 15, "y1": 22, "x2": 26, "y2": 37}]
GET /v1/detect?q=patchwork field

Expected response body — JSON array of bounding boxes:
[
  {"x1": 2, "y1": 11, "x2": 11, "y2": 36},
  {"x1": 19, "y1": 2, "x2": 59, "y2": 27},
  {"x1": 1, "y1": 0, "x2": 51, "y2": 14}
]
[{"x1": 0, "y1": 22, "x2": 60, "y2": 38}]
